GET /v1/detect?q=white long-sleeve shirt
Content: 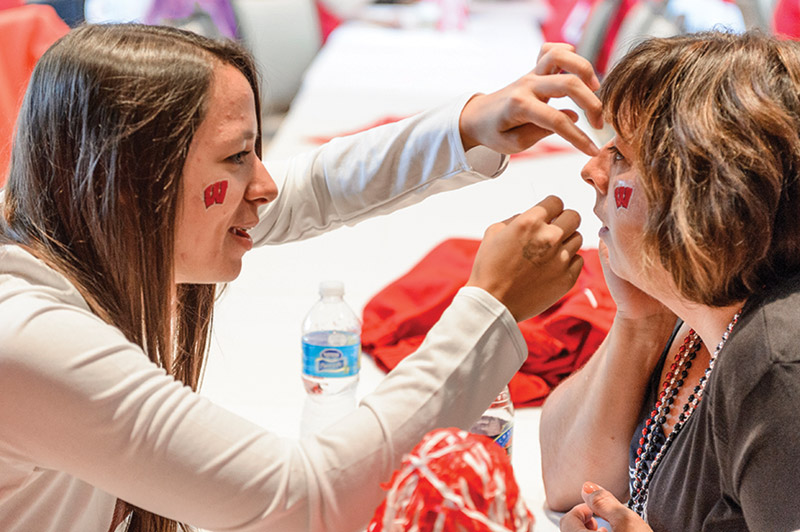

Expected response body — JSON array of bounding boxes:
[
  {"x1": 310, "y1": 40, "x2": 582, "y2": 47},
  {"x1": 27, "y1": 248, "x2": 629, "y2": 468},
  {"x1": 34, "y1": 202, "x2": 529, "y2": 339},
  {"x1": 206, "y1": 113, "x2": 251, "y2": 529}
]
[{"x1": 0, "y1": 96, "x2": 527, "y2": 531}]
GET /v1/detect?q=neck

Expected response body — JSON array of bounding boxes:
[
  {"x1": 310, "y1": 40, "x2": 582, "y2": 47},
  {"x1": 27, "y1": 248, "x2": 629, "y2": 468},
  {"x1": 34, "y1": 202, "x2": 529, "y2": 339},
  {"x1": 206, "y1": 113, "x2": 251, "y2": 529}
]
[{"x1": 662, "y1": 297, "x2": 744, "y2": 350}]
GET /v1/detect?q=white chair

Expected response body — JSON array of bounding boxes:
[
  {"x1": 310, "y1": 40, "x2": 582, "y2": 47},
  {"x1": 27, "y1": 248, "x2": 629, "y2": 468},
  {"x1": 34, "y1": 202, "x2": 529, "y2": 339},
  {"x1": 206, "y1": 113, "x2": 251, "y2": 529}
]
[{"x1": 232, "y1": 0, "x2": 323, "y2": 114}]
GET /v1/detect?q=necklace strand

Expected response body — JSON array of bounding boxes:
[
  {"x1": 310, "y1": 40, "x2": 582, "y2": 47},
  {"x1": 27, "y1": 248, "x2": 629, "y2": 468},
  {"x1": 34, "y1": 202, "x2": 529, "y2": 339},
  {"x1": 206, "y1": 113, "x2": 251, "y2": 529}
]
[{"x1": 627, "y1": 311, "x2": 742, "y2": 517}]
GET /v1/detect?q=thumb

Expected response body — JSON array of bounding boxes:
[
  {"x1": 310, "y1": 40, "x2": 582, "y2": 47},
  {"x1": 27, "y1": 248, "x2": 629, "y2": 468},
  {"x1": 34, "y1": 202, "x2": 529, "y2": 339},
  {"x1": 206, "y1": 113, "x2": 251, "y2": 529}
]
[{"x1": 582, "y1": 482, "x2": 648, "y2": 531}]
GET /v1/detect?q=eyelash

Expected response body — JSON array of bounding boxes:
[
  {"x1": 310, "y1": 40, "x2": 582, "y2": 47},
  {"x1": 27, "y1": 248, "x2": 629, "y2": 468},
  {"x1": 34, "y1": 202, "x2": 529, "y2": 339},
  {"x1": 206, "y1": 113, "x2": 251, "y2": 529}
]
[
  {"x1": 228, "y1": 150, "x2": 251, "y2": 165},
  {"x1": 608, "y1": 146, "x2": 625, "y2": 162}
]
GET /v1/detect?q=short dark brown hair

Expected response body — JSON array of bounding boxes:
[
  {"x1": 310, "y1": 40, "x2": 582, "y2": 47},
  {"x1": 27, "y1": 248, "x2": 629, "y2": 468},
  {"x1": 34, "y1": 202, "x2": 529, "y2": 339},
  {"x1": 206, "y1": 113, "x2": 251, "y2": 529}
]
[{"x1": 600, "y1": 31, "x2": 800, "y2": 306}]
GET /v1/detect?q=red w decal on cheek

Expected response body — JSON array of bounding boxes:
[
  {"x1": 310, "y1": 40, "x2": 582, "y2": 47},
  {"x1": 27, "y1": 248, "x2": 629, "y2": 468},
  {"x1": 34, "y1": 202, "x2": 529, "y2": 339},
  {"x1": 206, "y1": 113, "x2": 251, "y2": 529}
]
[
  {"x1": 614, "y1": 185, "x2": 633, "y2": 209},
  {"x1": 204, "y1": 180, "x2": 228, "y2": 208}
]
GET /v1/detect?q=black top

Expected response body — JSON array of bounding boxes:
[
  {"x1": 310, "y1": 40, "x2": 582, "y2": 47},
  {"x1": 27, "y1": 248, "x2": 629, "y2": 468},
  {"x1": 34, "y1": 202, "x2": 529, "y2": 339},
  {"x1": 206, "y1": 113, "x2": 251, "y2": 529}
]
[{"x1": 629, "y1": 275, "x2": 800, "y2": 531}]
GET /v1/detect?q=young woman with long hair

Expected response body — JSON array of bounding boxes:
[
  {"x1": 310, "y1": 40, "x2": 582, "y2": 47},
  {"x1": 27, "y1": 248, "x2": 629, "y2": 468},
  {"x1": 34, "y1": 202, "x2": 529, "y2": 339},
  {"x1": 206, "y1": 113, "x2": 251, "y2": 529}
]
[{"x1": 0, "y1": 24, "x2": 602, "y2": 531}]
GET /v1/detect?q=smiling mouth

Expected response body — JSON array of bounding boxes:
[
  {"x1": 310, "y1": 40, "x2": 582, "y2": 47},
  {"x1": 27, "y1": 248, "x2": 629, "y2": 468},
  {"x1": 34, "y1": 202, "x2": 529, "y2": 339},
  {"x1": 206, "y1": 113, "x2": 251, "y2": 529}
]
[{"x1": 229, "y1": 227, "x2": 251, "y2": 238}]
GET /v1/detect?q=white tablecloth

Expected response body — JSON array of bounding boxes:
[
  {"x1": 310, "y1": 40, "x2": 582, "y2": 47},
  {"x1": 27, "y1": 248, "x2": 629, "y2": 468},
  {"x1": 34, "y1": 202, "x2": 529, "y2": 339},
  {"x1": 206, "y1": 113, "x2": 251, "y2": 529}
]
[{"x1": 202, "y1": 4, "x2": 602, "y2": 530}]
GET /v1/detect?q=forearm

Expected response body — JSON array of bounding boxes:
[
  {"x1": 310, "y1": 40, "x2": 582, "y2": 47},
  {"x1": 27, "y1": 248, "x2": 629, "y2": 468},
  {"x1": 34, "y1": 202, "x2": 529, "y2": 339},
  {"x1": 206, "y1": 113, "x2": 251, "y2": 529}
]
[
  {"x1": 252, "y1": 94, "x2": 507, "y2": 246},
  {"x1": 539, "y1": 315, "x2": 675, "y2": 510},
  {"x1": 0, "y1": 282, "x2": 525, "y2": 532}
]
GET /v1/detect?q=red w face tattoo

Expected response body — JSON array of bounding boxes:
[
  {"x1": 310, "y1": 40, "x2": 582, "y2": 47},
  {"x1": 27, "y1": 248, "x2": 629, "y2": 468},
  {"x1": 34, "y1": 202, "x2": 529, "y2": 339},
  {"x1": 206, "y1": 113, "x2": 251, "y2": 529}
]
[
  {"x1": 614, "y1": 183, "x2": 633, "y2": 209},
  {"x1": 204, "y1": 180, "x2": 228, "y2": 208}
]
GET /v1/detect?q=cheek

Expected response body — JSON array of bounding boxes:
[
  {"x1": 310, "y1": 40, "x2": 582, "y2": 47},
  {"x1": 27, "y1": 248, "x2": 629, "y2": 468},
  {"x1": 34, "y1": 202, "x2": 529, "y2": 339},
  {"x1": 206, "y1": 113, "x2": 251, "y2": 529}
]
[
  {"x1": 613, "y1": 181, "x2": 634, "y2": 210},
  {"x1": 610, "y1": 181, "x2": 648, "y2": 245},
  {"x1": 176, "y1": 181, "x2": 230, "y2": 252},
  {"x1": 203, "y1": 180, "x2": 229, "y2": 209}
]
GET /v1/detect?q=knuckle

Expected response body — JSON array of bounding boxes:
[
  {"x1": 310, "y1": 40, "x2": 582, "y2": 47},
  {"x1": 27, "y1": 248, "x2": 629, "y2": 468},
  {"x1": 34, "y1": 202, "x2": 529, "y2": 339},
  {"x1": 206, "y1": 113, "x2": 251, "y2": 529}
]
[
  {"x1": 483, "y1": 223, "x2": 501, "y2": 238},
  {"x1": 509, "y1": 89, "x2": 528, "y2": 107},
  {"x1": 552, "y1": 112, "x2": 574, "y2": 129},
  {"x1": 543, "y1": 194, "x2": 563, "y2": 209},
  {"x1": 564, "y1": 74, "x2": 581, "y2": 89}
]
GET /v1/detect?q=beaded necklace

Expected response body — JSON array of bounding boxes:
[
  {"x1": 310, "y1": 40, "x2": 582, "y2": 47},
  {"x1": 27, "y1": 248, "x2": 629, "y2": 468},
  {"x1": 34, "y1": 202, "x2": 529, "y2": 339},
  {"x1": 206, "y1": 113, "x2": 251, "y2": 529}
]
[{"x1": 627, "y1": 311, "x2": 742, "y2": 518}]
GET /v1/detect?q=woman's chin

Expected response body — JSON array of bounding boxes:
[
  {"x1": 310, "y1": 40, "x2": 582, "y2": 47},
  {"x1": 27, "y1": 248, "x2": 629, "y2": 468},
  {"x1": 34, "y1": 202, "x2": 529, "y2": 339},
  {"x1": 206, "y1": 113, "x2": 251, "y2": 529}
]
[{"x1": 175, "y1": 263, "x2": 242, "y2": 285}]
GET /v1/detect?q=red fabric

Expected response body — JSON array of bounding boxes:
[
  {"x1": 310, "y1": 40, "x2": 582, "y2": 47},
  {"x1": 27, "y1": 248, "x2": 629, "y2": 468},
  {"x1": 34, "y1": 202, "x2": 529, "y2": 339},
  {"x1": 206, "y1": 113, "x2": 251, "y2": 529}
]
[
  {"x1": 362, "y1": 239, "x2": 616, "y2": 407},
  {"x1": 0, "y1": 0, "x2": 24, "y2": 10},
  {"x1": 541, "y1": 0, "x2": 601, "y2": 44},
  {"x1": 593, "y1": 0, "x2": 637, "y2": 76},
  {"x1": 0, "y1": 4, "x2": 69, "y2": 186},
  {"x1": 773, "y1": 0, "x2": 800, "y2": 39},
  {"x1": 540, "y1": 0, "x2": 640, "y2": 76},
  {"x1": 314, "y1": 0, "x2": 342, "y2": 44}
]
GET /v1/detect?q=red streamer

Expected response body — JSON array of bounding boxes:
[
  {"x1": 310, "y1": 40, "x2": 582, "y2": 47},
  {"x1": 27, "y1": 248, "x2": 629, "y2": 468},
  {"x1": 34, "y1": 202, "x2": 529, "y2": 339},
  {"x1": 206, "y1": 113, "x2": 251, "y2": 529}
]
[{"x1": 368, "y1": 428, "x2": 534, "y2": 532}]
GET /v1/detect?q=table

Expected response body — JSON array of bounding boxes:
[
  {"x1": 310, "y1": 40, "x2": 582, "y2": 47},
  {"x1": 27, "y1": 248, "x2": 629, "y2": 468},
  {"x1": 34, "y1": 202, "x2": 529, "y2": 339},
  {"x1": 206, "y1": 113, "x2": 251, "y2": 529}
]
[{"x1": 201, "y1": 3, "x2": 602, "y2": 530}]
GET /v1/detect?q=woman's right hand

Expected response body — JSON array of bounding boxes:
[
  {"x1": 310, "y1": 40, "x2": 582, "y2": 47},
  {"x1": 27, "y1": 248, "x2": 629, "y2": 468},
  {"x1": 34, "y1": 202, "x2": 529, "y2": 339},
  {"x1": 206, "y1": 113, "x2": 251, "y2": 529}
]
[
  {"x1": 560, "y1": 482, "x2": 653, "y2": 532},
  {"x1": 598, "y1": 241, "x2": 672, "y2": 322},
  {"x1": 459, "y1": 42, "x2": 603, "y2": 156},
  {"x1": 467, "y1": 195, "x2": 583, "y2": 322}
]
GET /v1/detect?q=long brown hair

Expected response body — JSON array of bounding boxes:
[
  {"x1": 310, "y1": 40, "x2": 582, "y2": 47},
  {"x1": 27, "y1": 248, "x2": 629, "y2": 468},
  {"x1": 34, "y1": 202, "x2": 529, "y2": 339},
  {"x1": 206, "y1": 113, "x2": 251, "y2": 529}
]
[
  {"x1": 1, "y1": 24, "x2": 262, "y2": 531},
  {"x1": 600, "y1": 31, "x2": 800, "y2": 306}
]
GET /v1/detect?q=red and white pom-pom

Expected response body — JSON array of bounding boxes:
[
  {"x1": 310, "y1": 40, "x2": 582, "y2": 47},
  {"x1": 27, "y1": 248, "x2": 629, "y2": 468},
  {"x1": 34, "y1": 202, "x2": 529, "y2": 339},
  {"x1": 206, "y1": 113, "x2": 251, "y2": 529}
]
[{"x1": 368, "y1": 427, "x2": 535, "y2": 532}]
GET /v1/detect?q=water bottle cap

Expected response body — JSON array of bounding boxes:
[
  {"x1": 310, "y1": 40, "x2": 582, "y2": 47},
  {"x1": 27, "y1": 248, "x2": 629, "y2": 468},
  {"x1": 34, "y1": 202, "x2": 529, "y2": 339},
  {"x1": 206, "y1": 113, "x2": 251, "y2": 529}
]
[{"x1": 319, "y1": 280, "x2": 344, "y2": 297}]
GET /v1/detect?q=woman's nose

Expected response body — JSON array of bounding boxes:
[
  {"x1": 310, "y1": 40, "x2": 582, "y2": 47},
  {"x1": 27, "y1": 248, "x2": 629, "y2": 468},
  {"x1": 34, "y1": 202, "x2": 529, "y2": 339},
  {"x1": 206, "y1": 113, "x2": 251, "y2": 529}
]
[
  {"x1": 580, "y1": 150, "x2": 609, "y2": 194},
  {"x1": 246, "y1": 158, "x2": 279, "y2": 206}
]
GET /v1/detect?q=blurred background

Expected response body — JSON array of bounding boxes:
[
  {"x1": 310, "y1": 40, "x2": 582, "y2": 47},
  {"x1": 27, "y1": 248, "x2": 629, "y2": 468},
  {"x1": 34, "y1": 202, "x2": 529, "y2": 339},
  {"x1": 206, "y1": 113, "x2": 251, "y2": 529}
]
[
  {"x1": 0, "y1": 0, "x2": 795, "y2": 186},
  {"x1": 1, "y1": 2, "x2": 796, "y2": 528}
]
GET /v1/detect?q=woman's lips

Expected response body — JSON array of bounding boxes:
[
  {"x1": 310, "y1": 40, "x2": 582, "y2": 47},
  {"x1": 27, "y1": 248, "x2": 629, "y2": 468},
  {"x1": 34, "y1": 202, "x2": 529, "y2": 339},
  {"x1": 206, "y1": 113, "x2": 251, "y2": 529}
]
[{"x1": 229, "y1": 226, "x2": 253, "y2": 250}]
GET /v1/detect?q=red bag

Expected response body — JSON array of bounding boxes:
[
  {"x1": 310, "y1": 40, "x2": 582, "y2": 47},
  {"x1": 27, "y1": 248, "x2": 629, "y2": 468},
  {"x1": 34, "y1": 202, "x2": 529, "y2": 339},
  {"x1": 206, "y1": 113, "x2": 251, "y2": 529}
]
[
  {"x1": 362, "y1": 239, "x2": 616, "y2": 407},
  {"x1": 0, "y1": 4, "x2": 69, "y2": 186}
]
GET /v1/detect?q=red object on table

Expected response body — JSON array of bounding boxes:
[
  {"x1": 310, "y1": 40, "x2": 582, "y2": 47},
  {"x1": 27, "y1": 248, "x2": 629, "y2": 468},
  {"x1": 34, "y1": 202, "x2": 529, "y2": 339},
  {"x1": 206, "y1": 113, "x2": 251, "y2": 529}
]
[
  {"x1": 368, "y1": 427, "x2": 535, "y2": 532},
  {"x1": 0, "y1": 4, "x2": 69, "y2": 187},
  {"x1": 361, "y1": 239, "x2": 616, "y2": 407},
  {"x1": 315, "y1": 0, "x2": 343, "y2": 44}
]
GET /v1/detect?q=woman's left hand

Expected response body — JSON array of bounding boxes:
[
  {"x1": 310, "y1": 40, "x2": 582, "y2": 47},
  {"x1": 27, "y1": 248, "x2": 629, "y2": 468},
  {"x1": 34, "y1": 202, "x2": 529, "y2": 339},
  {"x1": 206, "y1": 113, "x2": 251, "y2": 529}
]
[
  {"x1": 559, "y1": 482, "x2": 653, "y2": 532},
  {"x1": 459, "y1": 42, "x2": 603, "y2": 156}
]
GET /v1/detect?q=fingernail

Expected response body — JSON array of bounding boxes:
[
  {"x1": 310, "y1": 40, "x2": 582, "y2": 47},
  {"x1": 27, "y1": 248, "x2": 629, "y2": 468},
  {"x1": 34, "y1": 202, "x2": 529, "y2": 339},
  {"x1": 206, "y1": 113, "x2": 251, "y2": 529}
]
[{"x1": 583, "y1": 481, "x2": 601, "y2": 494}]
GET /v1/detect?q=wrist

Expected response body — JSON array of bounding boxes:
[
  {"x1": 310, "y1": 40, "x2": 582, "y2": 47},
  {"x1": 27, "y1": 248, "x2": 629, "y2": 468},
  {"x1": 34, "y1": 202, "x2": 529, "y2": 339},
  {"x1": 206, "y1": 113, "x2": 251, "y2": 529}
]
[{"x1": 458, "y1": 93, "x2": 484, "y2": 152}]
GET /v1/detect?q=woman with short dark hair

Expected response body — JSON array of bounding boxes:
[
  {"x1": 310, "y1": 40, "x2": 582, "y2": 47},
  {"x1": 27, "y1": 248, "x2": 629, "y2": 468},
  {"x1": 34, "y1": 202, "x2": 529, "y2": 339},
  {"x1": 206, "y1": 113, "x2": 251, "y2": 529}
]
[{"x1": 541, "y1": 31, "x2": 800, "y2": 532}]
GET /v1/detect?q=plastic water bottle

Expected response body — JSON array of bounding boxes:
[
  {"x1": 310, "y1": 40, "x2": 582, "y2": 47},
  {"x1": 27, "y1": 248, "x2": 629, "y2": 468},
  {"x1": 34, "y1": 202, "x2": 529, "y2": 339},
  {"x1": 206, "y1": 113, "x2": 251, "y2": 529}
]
[
  {"x1": 469, "y1": 385, "x2": 515, "y2": 456},
  {"x1": 301, "y1": 280, "x2": 361, "y2": 397}
]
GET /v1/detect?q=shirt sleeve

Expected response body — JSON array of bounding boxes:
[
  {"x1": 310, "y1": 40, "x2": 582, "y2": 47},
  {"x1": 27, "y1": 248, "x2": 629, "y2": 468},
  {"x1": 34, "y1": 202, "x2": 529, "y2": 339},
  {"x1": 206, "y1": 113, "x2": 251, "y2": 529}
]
[
  {"x1": 0, "y1": 255, "x2": 526, "y2": 532},
  {"x1": 714, "y1": 309, "x2": 800, "y2": 532},
  {"x1": 721, "y1": 361, "x2": 800, "y2": 531},
  {"x1": 250, "y1": 94, "x2": 508, "y2": 246}
]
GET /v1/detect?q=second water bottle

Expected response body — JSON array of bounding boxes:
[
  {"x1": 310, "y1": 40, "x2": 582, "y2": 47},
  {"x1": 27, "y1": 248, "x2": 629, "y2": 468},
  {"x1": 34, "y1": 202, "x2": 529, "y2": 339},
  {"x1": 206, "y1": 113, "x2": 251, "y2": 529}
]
[{"x1": 301, "y1": 280, "x2": 361, "y2": 397}]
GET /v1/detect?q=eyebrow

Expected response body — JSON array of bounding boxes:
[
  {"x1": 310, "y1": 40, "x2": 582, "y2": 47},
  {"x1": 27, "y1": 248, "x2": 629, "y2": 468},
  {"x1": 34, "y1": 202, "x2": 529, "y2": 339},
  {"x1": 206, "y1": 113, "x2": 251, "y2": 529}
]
[
  {"x1": 220, "y1": 130, "x2": 257, "y2": 148},
  {"x1": 240, "y1": 130, "x2": 257, "y2": 142}
]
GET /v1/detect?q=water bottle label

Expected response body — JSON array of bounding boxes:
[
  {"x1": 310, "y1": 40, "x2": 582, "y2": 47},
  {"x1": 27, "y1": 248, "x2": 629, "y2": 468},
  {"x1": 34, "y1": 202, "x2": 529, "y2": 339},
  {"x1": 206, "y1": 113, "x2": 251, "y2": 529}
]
[
  {"x1": 302, "y1": 342, "x2": 360, "y2": 378},
  {"x1": 494, "y1": 423, "x2": 513, "y2": 453}
]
